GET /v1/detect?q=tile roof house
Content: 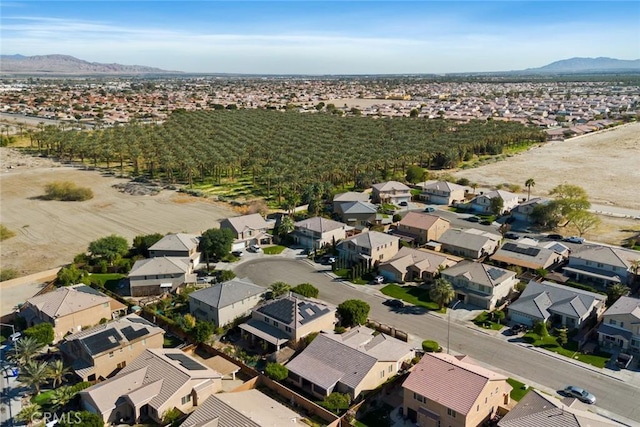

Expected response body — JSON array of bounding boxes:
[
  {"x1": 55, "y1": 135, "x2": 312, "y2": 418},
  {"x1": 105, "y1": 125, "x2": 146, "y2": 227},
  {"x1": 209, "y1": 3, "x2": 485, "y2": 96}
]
[
  {"x1": 419, "y1": 181, "x2": 469, "y2": 205},
  {"x1": 437, "y1": 228, "x2": 501, "y2": 259},
  {"x1": 372, "y1": 181, "x2": 412, "y2": 205},
  {"x1": 219, "y1": 214, "x2": 273, "y2": 251},
  {"x1": 337, "y1": 201, "x2": 379, "y2": 228},
  {"x1": 402, "y1": 353, "x2": 511, "y2": 427},
  {"x1": 60, "y1": 314, "x2": 164, "y2": 381},
  {"x1": 498, "y1": 389, "x2": 620, "y2": 427},
  {"x1": 80, "y1": 349, "x2": 222, "y2": 425},
  {"x1": 333, "y1": 191, "x2": 371, "y2": 214},
  {"x1": 490, "y1": 241, "x2": 565, "y2": 271},
  {"x1": 286, "y1": 327, "x2": 414, "y2": 400},
  {"x1": 396, "y1": 212, "x2": 450, "y2": 245},
  {"x1": 379, "y1": 247, "x2": 458, "y2": 284},
  {"x1": 189, "y1": 278, "x2": 267, "y2": 328},
  {"x1": 19, "y1": 284, "x2": 127, "y2": 343},
  {"x1": 337, "y1": 231, "x2": 400, "y2": 267},
  {"x1": 507, "y1": 280, "x2": 607, "y2": 329},
  {"x1": 510, "y1": 198, "x2": 548, "y2": 223},
  {"x1": 293, "y1": 217, "x2": 348, "y2": 250},
  {"x1": 128, "y1": 256, "x2": 197, "y2": 297},
  {"x1": 564, "y1": 246, "x2": 640, "y2": 287},
  {"x1": 469, "y1": 190, "x2": 519, "y2": 215},
  {"x1": 149, "y1": 233, "x2": 201, "y2": 266},
  {"x1": 597, "y1": 296, "x2": 640, "y2": 355},
  {"x1": 441, "y1": 261, "x2": 518, "y2": 310},
  {"x1": 181, "y1": 389, "x2": 304, "y2": 427},
  {"x1": 239, "y1": 294, "x2": 336, "y2": 351}
]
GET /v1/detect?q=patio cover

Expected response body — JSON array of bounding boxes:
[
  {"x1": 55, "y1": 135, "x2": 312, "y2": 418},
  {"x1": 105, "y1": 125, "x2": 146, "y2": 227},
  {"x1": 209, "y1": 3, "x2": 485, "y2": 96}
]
[{"x1": 239, "y1": 318, "x2": 290, "y2": 346}]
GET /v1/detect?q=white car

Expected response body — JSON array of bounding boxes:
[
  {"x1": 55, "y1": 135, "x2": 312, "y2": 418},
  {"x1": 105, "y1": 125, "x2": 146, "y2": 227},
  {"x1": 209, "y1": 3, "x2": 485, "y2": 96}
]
[
  {"x1": 372, "y1": 275, "x2": 384, "y2": 284},
  {"x1": 563, "y1": 236, "x2": 585, "y2": 244},
  {"x1": 249, "y1": 245, "x2": 262, "y2": 253}
]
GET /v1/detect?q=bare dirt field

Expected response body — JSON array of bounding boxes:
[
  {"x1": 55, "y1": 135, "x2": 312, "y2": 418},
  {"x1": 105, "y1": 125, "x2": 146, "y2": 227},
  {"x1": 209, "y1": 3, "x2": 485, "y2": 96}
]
[
  {"x1": 452, "y1": 121, "x2": 640, "y2": 210},
  {"x1": 0, "y1": 148, "x2": 236, "y2": 276}
]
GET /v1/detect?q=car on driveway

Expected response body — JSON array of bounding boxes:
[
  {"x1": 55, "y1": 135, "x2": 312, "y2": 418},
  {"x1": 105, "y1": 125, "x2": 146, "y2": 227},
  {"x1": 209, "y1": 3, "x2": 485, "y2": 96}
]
[
  {"x1": 383, "y1": 299, "x2": 405, "y2": 308},
  {"x1": 372, "y1": 275, "x2": 385, "y2": 284},
  {"x1": 563, "y1": 385, "x2": 596, "y2": 404},
  {"x1": 424, "y1": 207, "x2": 435, "y2": 213},
  {"x1": 249, "y1": 244, "x2": 262, "y2": 252},
  {"x1": 399, "y1": 201, "x2": 408, "y2": 207},
  {"x1": 563, "y1": 236, "x2": 585, "y2": 244},
  {"x1": 504, "y1": 232, "x2": 519, "y2": 240},
  {"x1": 546, "y1": 233, "x2": 564, "y2": 240},
  {"x1": 480, "y1": 220, "x2": 492, "y2": 225},
  {"x1": 232, "y1": 250, "x2": 244, "y2": 257}
]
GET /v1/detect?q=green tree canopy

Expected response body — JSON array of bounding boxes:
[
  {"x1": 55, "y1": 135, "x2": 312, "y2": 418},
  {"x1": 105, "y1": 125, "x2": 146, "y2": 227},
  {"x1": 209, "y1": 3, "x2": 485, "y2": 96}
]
[
  {"x1": 18, "y1": 360, "x2": 50, "y2": 394},
  {"x1": 192, "y1": 320, "x2": 213, "y2": 343},
  {"x1": 265, "y1": 362, "x2": 289, "y2": 381},
  {"x1": 10, "y1": 335, "x2": 44, "y2": 365},
  {"x1": 132, "y1": 233, "x2": 165, "y2": 257},
  {"x1": 56, "y1": 264, "x2": 88, "y2": 286},
  {"x1": 405, "y1": 165, "x2": 425, "y2": 184},
  {"x1": 429, "y1": 278, "x2": 455, "y2": 310},
  {"x1": 337, "y1": 299, "x2": 370, "y2": 327},
  {"x1": 606, "y1": 283, "x2": 630, "y2": 306},
  {"x1": 270, "y1": 281, "x2": 291, "y2": 298},
  {"x1": 490, "y1": 196, "x2": 505, "y2": 216},
  {"x1": 291, "y1": 283, "x2": 319, "y2": 298},
  {"x1": 321, "y1": 392, "x2": 351, "y2": 414},
  {"x1": 58, "y1": 411, "x2": 104, "y2": 427},
  {"x1": 200, "y1": 228, "x2": 235, "y2": 267},
  {"x1": 88, "y1": 235, "x2": 129, "y2": 265},
  {"x1": 23, "y1": 323, "x2": 54, "y2": 346}
]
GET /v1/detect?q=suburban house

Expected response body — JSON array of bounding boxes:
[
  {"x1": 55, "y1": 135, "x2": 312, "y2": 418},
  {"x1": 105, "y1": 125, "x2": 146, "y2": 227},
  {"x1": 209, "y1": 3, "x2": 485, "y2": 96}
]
[
  {"x1": 337, "y1": 230, "x2": 400, "y2": 268},
  {"x1": 441, "y1": 261, "x2": 518, "y2": 310},
  {"x1": 79, "y1": 349, "x2": 222, "y2": 425},
  {"x1": 490, "y1": 241, "x2": 565, "y2": 271},
  {"x1": 189, "y1": 278, "x2": 267, "y2": 328},
  {"x1": 148, "y1": 233, "x2": 201, "y2": 266},
  {"x1": 507, "y1": 280, "x2": 607, "y2": 329},
  {"x1": 181, "y1": 389, "x2": 303, "y2": 427},
  {"x1": 564, "y1": 246, "x2": 640, "y2": 287},
  {"x1": 597, "y1": 296, "x2": 640, "y2": 355},
  {"x1": 403, "y1": 353, "x2": 512, "y2": 427},
  {"x1": 19, "y1": 284, "x2": 127, "y2": 343},
  {"x1": 219, "y1": 213, "x2": 273, "y2": 251},
  {"x1": 372, "y1": 181, "x2": 412, "y2": 205},
  {"x1": 510, "y1": 198, "x2": 548, "y2": 223},
  {"x1": 419, "y1": 181, "x2": 468, "y2": 205},
  {"x1": 239, "y1": 294, "x2": 336, "y2": 352},
  {"x1": 337, "y1": 201, "x2": 379, "y2": 228},
  {"x1": 468, "y1": 190, "x2": 519, "y2": 215},
  {"x1": 333, "y1": 191, "x2": 371, "y2": 214},
  {"x1": 437, "y1": 228, "x2": 502, "y2": 259},
  {"x1": 396, "y1": 212, "x2": 450, "y2": 246},
  {"x1": 60, "y1": 314, "x2": 165, "y2": 381},
  {"x1": 498, "y1": 389, "x2": 620, "y2": 427},
  {"x1": 128, "y1": 256, "x2": 197, "y2": 297},
  {"x1": 379, "y1": 247, "x2": 458, "y2": 284},
  {"x1": 292, "y1": 217, "x2": 348, "y2": 250},
  {"x1": 286, "y1": 327, "x2": 414, "y2": 400}
]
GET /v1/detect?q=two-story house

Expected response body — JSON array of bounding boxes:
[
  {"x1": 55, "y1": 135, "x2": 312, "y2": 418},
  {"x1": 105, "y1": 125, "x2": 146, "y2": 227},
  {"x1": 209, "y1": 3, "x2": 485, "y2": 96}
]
[
  {"x1": 80, "y1": 349, "x2": 222, "y2": 425},
  {"x1": 437, "y1": 228, "x2": 502, "y2": 259},
  {"x1": 128, "y1": 256, "x2": 197, "y2": 297},
  {"x1": 292, "y1": 217, "x2": 348, "y2": 250},
  {"x1": 420, "y1": 181, "x2": 469, "y2": 205},
  {"x1": 60, "y1": 314, "x2": 165, "y2": 381},
  {"x1": 469, "y1": 190, "x2": 519, "y2": 215},
  {"x1": 597, "y1": 296, "x2": 640, "y2": 355},
  {"x1": 510, "y1": 198, "x2": 548, "y2": 223},
  {"x1": 441, "y1": 261, "x2": 518, "y2": 310},
  {"x1": 148, "y1": 233, "x2": 201, "y2": 266},
  {"x1": 219, "y1": 214, "x2": 273, "y2": 251},
  {"x1": 19, "y1": 285, "x2": 126, "y2": 343},
  {"x1": 189, "y1": 278, "x2": 267, "y2": 328},
  {"x1": 239, "y1": 294, "x2": 336, "y2": 352},
  {"x1": 564, "y1": 246, "x2": 640, "y2": 287},
  {"x1": 372, "y1": 181, "x2": 412, "y2": 205},
  {"x1": 333, "y1": 191, "x2": 371, "y2": 214},
  {"x1": 337, "y1": 201, "x2": 379, "y2": 229},
  {"x1": 337, "y1": 231, "x2": 400, "y2": 268},
  {"x1": 403, "y1": 353, "x2": 512, "y2": 427},
  {"x1": 396, "y1": 212, "x2": 450, "y2": 246}
]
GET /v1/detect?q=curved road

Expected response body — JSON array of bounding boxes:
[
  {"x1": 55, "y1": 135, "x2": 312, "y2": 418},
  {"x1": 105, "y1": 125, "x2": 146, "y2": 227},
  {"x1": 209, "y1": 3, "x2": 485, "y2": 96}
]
[{"x1": 235, "y1": 257, "x2": 640, "y2": 424}]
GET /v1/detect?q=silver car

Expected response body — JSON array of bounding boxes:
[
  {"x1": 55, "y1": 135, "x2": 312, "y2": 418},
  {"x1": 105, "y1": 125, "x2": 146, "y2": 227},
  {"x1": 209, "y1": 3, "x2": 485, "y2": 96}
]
[{"x1": 563, "y1": 385, "x2": 596, "y2": 404}]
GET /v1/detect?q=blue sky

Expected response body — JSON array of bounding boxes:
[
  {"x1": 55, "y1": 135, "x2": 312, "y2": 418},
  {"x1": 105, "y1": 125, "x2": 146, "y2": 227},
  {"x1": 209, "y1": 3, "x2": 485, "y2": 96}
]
[{"x1": 2, "y1": 1, "x2": 639, "y2": 74}]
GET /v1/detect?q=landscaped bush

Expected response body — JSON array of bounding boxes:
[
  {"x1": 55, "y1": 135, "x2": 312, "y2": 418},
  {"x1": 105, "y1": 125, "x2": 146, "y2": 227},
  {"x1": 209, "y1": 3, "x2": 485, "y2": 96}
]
[
  {"x1": 291, "y1": 283, "x2": 319, "y2": 298},
  {"x1": 23, "y1": 323, "x2": 54, "y2": 346},
  {"x1": 321, "y1": 392, "x2": 352, "y2": 415},
  {"x1": 42, "y1": 181, "x2": 94, "y2": 201},
  {"x1": 265, "y1": 362, "x2": 289, "y2": 381},
  {"x1": 421, "y1": 340, "x2": 442, "y2": 353},
  {"x1": 0, "y1": 269, "x2": 18, "y2": 282}
]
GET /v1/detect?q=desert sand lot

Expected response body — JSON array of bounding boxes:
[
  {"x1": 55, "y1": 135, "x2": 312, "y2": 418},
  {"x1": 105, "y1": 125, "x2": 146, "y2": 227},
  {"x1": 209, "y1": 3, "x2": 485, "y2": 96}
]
[
  {"x1": 0, "y1": 151, "x2": 236, "y2": 276},
  {"x1": 452, "y1": 121, "x2": 640, "y2": 210}
]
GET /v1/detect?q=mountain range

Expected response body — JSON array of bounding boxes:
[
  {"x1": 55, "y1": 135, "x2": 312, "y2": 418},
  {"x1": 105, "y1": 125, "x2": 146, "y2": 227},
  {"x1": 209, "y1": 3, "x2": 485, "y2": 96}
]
[{"x1": 1, "y1": 54, "x2": 639, "y2": 75}]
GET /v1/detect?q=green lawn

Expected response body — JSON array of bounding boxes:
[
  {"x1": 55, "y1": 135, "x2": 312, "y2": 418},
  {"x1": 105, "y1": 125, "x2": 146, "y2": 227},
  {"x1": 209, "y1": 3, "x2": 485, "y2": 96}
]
[
  {"x1": 31, "y1": 389, "x2": 55, "y2": 405},
  {"x1": 473, "y1": 312, "x2": 505, "y2": 331},
  {"x1": 380, "y1": 284, "x2": 440, "y2": 310},
  {"x1": 89, "y1": 273, "x2": 125, "y2": 291},
  {"x1": 334, "y1": 268, "x2": 350, "y2": 279},
  {"x1": 523, "y1": 332, "x2": 610, "y2": 368},
  {"x1": 507, "y1": 378, "x2": 531, "y2": 401},
  {"x1": 263, "y1": 245, "x2": 286, "y2": 255}
]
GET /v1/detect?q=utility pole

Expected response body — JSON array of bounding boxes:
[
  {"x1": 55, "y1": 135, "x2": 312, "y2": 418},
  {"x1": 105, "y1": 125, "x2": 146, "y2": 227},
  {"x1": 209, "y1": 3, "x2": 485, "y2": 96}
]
[{"x1": 447, "y1": 300, "x2": 462, "y2": 355}]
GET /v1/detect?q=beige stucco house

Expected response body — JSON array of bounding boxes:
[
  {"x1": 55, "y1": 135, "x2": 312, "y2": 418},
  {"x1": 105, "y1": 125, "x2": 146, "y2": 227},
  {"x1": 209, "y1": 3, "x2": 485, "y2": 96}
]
[
  {"x1": 420, "y1": 181, "x2": 469, "y2": 205},
  {"x1": 403, "y1": 353, "x2": 512, "y2": 427},
  {"x1": 80, "y1": 349, "x2": 222, "y2": 425},
  {"x1": 60, "y1": 314, "x2": 165, "y2": 381},
  {"x1": 19, "y1": 284, "x2": 127, "y2": 343},
  {"x1": 469, "y1": 190, "x2": 519, "y2": 215},
  {"x1": 149, "y1": 233, "x2": 201, "y2": 266},
  {"x1": 219, "y1": 213, "x2": 273, "y2": 251},
  {"x1": 597, "y1": 296, "x2": 640, "y2": 355},
  {"x1": 337, "y1": 231, "x2": 400, "y2": 268},
  {"x1": 379, "y1": 247, "x2": 458, "y2": 284},
  {"x1": 372, "y1": 181, "x2": 412, "y2": 205},
  {"x1": 397, "y1": 212, "x2": 450, "y2": 245},
  {"x1": 437, "y1": 228, "x2": 502, "y2": 259},
  {"x1": 441, "y1": 261, "x2": 518, "y2": 310},
  {"x1": 292, "y1": 217, "x2": 348, "y2": 250},
  {"x1": 128, "y1": 256, "x2": 197, "y2": 297}
]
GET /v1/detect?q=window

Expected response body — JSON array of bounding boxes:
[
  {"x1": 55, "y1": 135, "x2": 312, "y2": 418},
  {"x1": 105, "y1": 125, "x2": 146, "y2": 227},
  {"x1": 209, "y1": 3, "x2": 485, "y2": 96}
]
[
  {"x1": 388, "y1": 365, "x2": 392, "y2": 373},
  {"x1": 631, "y1": 339, "x2": 639, "y2": 348},
  {"x1": 380, "y1": 370, "x2": 385, "y2": 378},
  {"x1": 273, "y1": 321, "x2": 279, "y2": 328},
  {"x1": 181, "y1": 394, "x2": 192, "y2": 405},
  {"x1": 413, "y1": 393, "x2": 425, "y2": 403},
  {"x1": 142, "y1": 339, "x2": 146, "y2": 346},
  {"x1": 477, "y1": 405, "x2": 480, "y2": 411},
  {"x1": 108, "y1": 351, "x2": 114, "y2": 358},
  {"x1": 485, "y1": 397, "x2": 487, "y2": 404},
  {"x1": 610, "y1": 319, "x2": 617, "y2": 326},
  {"x1": 285, "y1": 326, "x2": 292, "y2": 333},
  {"x1": 447, "y1": 408, "x2": 456, "y2": 418}
]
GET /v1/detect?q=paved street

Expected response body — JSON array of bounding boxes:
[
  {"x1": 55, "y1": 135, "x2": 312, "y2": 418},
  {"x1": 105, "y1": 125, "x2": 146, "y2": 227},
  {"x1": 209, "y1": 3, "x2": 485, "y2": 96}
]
[
  {"x1": 0, "y1": 344, "x2": 22, "y2": 427},
  {"x1": 235, "y1": 256, "x2": 640, "y2": 425}
]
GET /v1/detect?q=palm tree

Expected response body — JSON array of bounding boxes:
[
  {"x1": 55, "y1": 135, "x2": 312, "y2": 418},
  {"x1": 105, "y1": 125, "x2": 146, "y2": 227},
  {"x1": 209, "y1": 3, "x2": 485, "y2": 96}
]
[
  {"x1": 606, "y1": 283, "x2": 630, "y2": 306},
  {"x1": 525, "y1": 178, "x2": 536, "y2": 201},
  {"x1": 270, "y1": 281, "x2": 291, "y2": 298},
  {"x1": 630, "y1": 259, "x2": 640, "y2": 285},
  {"x1": 18, "y1": 360, "x2": 50, "y2": 394},
  {"x1": 49, "y1": 385, "x2": 77, "y2": 411},
  {"x1": 15, "y1": 403, "x2": 43, "y2": 425},
  {"x1": 47, "y1": 359, "x2": 70, "y2": 387},
  {"x1": 10, "y1": 336, "x2": 44, "y2": 365},
  {"x1": 429, "y1": 278, "x2": 455, "y2": 310}
]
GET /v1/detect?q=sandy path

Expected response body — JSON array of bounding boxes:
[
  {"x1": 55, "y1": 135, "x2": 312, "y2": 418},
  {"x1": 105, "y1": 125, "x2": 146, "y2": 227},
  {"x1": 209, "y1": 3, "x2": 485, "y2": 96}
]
[
  {"x1": 0, "y1": 154, "x2": 237, "y2": 276},
  {"x1": 452, "y1": 122, "x2": 640, "y2": 210}
]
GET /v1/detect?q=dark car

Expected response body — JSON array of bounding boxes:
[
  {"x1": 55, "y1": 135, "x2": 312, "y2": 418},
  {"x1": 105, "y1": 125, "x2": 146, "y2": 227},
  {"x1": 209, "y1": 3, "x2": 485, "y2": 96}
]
[
  {"x1": 383, "y1": 299, "x2": 405, "y2": 308},
  {"x1": 466, "y1": 216, "x2": 481, "y2": 223},
  {"x1": 480, "y1": 220, "x2": 492, "y2": 225},
  {"x1": 231, "y1": 250, "x2": 244, "y2": 257},
  {"x1": 504, "y1": 232, "x2": 519, "y2": 240},
  {"x1": 546, "y1": 233, "x2": 564, "y2": 240},
  {"x1": 399, "y1": 201, "x2": 409, "y2": 207}
]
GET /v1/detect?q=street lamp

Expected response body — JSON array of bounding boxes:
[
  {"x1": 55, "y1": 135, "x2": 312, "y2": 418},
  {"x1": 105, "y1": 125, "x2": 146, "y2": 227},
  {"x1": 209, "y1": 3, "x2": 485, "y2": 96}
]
[{"x1": 447, "y1": 300, "x2": 462, "y2": 355}]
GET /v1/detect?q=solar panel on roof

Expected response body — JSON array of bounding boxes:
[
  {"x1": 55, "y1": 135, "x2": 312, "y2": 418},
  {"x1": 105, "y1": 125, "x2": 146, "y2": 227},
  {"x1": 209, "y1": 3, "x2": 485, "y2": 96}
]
[
  {"x1": 121, "y1": 326, "x2": 149, "y2": 341},
  {"x1": 486, "y1": 268, "x2": 506, "y2": 281},
  {"x1": 165, "y1": 353, "x2": 208, "y2": 370},
  {"x1": 258, "y1": 299, "x2": 295, "y2": 324},
  {"x1": 82, "y1": 329, "x2": 122, "y2": 355}
]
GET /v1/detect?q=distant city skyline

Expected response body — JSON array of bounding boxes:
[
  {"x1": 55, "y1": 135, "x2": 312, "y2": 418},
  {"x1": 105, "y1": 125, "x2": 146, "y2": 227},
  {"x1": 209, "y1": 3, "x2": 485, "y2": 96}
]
[{"x1": 1, "y1": 1, "x2": 639, "y2": 75}]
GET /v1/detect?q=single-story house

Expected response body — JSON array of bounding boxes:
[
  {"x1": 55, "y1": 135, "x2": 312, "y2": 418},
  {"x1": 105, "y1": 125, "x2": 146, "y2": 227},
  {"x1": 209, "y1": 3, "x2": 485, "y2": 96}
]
[
  {"x1": 220, "y1": 214, "x2": 273, "y2": 251},
  {"x1": 468, "y1": 190, "x2": 519, "y2": 215},
  {"x1": 292, "y1": 217, "x2": 348, "y2": 250},
  {"x1": 510, "y1": 198, "x2": 548, "y2": 223},
  {"x1": 597, "y1": 296, "x2": 640, "y2": 355},
  {"x1": 441, "y1": 261, "x2": 518, "y2": 310},
  {"x1": 396, "y1": 212, "x2": 450, "y2": 246},
  {"x1": 491, "y1": 241, "x2": 565, "y2": 271},
  {"x1": 128, "y1": 256, "x2": 197, "y2": 297},
  {"x1": 379, "y1": 247, "x2": 458, "y2": 284},
  {"x1": 436, "y1": 228, "x2": 502, "y2": 259}
]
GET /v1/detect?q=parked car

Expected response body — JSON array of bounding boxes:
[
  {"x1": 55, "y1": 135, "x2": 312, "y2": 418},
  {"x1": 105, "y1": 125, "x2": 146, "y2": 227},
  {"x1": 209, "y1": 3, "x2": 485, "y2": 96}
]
[
  {"x1": 509, "y1": 324, "x2": 527, "y2": 334},
  {"x1": 504, "y1": 232, "x2": 519, "y2": 240},
  {"x1": 249, "y1": 244, "x2": 262, "y2": 252},
  {"x1": 231, "y1": 250, "x2": 244, "y2": 257},
  {"x1": 480, "y1": 220, "x2": 492, "y2": 225},
  {"x1": 320, "y1": 255, "x2": 336, "y2": 265},
  {"x1": 563, "y1": 385, "x2": 596, "y2": 404},
  {"x1": 372, "y1": 275, "x2": 385, "y2": 284},
  {"x1": 399, "y1": 201, "x2": 408, "y2": 207},
  {"x1": 383, "y1": 299, "x2": 405, "y2": 308},
  {"x1": 465, "y1": 216, "x2": 481, "y2": 223},
  {"x1": 563, "y1": 236, "x2": 585, "y2": 244},
  {"x1": 546, "y1": 233, "x2": 564, "y2": 240},
  {"x1": 616, "y1": 353, "x2": 633, "y2": 369},
  {"x1": 424, "y1": 207, "x2": 436, "y2": 213}
]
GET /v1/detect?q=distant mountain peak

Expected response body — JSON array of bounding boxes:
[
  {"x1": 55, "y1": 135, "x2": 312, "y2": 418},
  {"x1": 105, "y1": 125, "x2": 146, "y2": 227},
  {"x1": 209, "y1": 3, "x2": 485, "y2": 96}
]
[{"x1": 526, "y1": 57, "x2": 640, "y2": 73}]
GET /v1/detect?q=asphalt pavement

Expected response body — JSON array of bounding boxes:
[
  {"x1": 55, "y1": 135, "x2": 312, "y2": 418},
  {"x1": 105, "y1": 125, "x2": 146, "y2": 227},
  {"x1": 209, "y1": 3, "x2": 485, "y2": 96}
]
[{"x1": 0, "y1": 344, "x2": 22, "y2": 427}]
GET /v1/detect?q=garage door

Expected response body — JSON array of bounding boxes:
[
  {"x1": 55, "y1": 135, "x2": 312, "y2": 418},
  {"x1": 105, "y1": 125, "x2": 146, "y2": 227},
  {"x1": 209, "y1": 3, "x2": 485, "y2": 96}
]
[
  {"x1": 468, "y1": 295, "x2": 489, "y2": 309},
  {"x1": 510, "y1": 312, "x2": 534, "y2": 327}
]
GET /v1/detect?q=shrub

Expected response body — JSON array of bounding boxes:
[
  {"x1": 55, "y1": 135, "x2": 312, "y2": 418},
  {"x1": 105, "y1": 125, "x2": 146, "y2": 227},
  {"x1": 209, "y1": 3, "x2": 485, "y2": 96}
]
[
  {"x1": 0, "y1": 224, "x2": 16, "y2": 241},
  {"x1": 265, "y1": 362, "x2": 289, "y2": 381},
  {"x1": 42, "y1": 181, "x2": 93, "y2": 201},
  {"x1": 291, "y1": 283, "x2": 319, "y2": 298},
  {"x1": 321, "y1": 392, "x2": 351, "y2": 414},
  {"x1": 58, "y1": 411, "x2": 103, "y2": 427},
  {"x1": 422, "y1": 340, "x2": 442, "y2": 353},
  {"x1": 334, "y1": 326, "x2": 346, "y2": 334},
  {"x1": 192, "y1": 320, "x2": 213, "y2": 343},
  {"x1": 56, "y1": 265, "x2": 88, "y2": 286},
  {"x1": 162, "y1": 408, "x2": 183, "y2": 426},
  {"x1": 533, "y1": 321, "x2": 549, "y2": 337},
  {"x1": 24, "y1": 323, "x2": 54, "y2": 346},
  {"x1": 218, "y1": 269, "x2": 237, "y2": 282},
  {"x1": 0, "y1": 269, "x2": 18, "y2": 282},
  {"x1": 337, "y1": 300, "x2": 370, "y2": 327}
]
